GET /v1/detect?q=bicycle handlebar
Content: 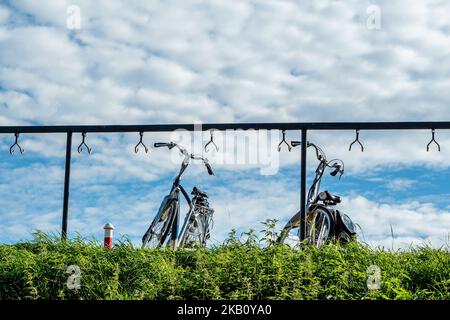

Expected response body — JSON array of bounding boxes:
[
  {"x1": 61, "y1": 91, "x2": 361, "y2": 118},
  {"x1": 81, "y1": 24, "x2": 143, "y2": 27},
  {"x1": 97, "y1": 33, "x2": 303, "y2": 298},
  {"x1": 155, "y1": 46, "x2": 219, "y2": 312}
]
[
  {"x1": 291, "y1": 141, "x2": 326, "y2": 162},
  {"x1": 154, "y1": 142, "x2": 214, "y2": 175},
  {"x1": 154, "y1": 142, "x2": 173, "y2": 148},
  {"x1": 205, "y1": 162, "x2": 214, "y2": 175},
  {"x1": 191, "y1": 154, "x2": 214, "y2": 175},
  {"x1": 291, "y1": 141, "x2": 344, "y2": 177},
  {"x1": 154, "y1": 142, "x2": 187, "y2": 155}
]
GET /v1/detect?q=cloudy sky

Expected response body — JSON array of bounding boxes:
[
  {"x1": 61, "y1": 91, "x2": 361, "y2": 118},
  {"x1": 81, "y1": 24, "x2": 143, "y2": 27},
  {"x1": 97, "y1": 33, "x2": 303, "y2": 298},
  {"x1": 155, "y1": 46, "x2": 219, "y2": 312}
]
[{"x1": 1, "y1": 0, "x2": 450, "y2": 249}]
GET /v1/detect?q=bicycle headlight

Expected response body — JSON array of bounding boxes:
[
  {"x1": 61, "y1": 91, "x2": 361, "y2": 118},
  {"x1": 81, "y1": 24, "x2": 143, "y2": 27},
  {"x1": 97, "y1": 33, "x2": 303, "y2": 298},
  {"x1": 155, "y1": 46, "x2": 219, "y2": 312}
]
[{"x1": 318, "y1": 191, "x2": 327, "y2": 201}]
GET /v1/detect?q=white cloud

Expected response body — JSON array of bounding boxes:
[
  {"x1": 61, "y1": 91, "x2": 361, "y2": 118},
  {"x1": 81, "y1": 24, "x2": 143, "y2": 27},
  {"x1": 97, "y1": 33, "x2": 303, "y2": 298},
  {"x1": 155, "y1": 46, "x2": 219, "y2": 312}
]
[
  {"x1": 1, "y1": 1, "x2": 450, "y2": 248},
  {"x1": 0, "y1": 6, "x2": 10, "y2": 25},
  {"x1": 0, "y1": 26, "x2": 84, "y2": 84},
  {"x1": 385, "y1": 178, "x2": 415, "y2": 191},
  {"x1": 1, "y1": 0, "x2": 449, "y2": 126},
  {"x1": 343, "y1": 195, "x2": 450, "y2": 249}
]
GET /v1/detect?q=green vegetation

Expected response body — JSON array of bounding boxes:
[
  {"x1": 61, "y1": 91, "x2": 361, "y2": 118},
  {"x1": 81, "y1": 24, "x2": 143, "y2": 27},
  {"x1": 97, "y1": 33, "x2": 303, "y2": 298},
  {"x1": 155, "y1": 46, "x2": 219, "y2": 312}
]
[{"x1": 0, "y1": 222, "x2": 449, "y2": 300}]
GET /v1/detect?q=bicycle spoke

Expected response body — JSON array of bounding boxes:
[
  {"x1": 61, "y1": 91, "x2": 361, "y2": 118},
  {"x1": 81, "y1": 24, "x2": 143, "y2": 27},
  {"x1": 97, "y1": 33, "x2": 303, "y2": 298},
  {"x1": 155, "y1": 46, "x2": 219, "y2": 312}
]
[{"x1": 143, "y1": 203, "x2": 175, "y2": 248}]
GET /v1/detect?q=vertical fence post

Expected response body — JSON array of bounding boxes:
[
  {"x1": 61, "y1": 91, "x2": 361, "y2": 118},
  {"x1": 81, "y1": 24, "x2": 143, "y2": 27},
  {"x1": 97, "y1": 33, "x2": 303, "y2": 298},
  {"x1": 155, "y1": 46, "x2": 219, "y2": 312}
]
[
  {"x1": 300, "y1": 129, "x2": 307, "y2": 243},
  {"x1": 62, "y1": 132, "x2": 72, "y2": 240}
]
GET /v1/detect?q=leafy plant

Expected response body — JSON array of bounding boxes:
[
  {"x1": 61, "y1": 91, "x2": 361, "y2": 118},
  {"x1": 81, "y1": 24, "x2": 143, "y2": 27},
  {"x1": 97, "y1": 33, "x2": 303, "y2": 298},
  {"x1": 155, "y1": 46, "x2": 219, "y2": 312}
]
[{"x1": 0, "y1": 226, "x2": 448, "y2": 300}]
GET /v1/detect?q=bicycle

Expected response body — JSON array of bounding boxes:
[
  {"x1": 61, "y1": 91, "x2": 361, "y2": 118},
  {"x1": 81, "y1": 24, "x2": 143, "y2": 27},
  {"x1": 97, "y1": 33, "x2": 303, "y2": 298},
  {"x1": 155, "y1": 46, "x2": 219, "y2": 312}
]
[
  {"x1": 277, "y1": 141, "x2": 356, "y2": 248},
  {"x1": 142, "y1": 142, "x2": 215, "y2": 249}
]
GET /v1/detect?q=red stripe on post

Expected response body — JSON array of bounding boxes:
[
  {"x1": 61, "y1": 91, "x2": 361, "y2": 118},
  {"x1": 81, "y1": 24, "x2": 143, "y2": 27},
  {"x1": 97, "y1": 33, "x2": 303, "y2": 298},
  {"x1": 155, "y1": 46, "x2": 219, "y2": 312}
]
[
  {"x1": 104, "y1": 237, "x2": 113, "y2": 248},
  {"x1": 103, "y1": 223, "x2": 114, "y2": 249}
]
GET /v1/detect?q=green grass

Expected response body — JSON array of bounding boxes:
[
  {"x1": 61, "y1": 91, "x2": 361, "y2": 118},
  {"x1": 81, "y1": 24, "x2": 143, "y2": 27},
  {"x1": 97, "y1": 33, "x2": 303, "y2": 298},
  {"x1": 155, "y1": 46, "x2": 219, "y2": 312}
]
[{"x1": 0, "y1": 223, "x2": 449, "y2": 300}]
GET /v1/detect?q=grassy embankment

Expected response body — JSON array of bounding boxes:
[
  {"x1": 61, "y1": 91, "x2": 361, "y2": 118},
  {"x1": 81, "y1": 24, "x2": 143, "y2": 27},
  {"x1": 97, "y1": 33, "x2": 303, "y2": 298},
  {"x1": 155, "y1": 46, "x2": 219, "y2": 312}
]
[{"x1": 0, "y1": 222, "x2": 449, "y2": 300}]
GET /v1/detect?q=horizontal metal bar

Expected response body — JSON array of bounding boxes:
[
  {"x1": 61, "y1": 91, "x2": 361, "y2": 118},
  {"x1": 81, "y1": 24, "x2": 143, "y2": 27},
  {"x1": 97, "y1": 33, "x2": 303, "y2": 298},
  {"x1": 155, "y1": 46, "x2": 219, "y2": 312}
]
[{"x1": 1, "y1": 122, "x2": 450, "y2": 134}]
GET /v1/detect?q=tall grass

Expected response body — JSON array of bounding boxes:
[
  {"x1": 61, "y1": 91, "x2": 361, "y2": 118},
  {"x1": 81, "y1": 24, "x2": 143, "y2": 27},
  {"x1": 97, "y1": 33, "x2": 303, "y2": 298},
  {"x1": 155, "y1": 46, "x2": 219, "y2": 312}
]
[{"x1": 0, "y1": 223, "x2": 449, "y2": 300}]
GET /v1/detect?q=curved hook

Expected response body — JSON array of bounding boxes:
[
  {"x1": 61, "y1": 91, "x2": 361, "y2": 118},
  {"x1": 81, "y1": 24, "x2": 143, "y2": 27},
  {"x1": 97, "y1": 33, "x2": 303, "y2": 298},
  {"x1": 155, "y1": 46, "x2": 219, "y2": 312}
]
[
  {"x1": 349, "y1": 129, "x2": 364, "y2": 152},
  {"x1": 427, "y1": 129, "x2": 441, "y2": 152},
  {"x1": 204, "y1": 130, "x2": 219, "y2": 153},
  {"x1": 77, "y1": 132, "x2": 92, "y2": 154},
  {"x1": 278, "y1": 130, "x2": 292, "y2": 152},
  {"x1": 135, "y1": 131, "x2": 149, "y2": 154},
  {"x1": 9, "y1": 133, "x2": 25, "y2": 155}
]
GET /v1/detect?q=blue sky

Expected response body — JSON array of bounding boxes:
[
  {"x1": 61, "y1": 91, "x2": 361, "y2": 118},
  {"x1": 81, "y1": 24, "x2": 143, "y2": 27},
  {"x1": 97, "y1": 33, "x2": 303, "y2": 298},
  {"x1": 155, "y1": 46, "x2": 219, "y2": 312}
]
[{"x1": 1, "y1": 0, "x2": 450, "y2": 249}]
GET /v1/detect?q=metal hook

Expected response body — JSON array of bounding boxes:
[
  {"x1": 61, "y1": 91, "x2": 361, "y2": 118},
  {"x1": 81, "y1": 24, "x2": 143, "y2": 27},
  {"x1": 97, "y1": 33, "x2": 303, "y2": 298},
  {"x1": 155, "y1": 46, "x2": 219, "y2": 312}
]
[
  {"x1": 278, "y1": 130, "x2": 292, "y2": 152},
  {"x1": 77, "y1": 132, "x2": 92, "y2": 154},
  {"x1": 134, "y1": 131, "x2": 149, "y2": 154},
  {"x1": 349, "y1": 129, "x2": 364, "y2": 152},
  {"x1": 204, "y1": 130, "x2": 219, "y2": 153},
  {"x1": 9, "y1": 133, "x2": 25, "y2": 155},
  {"x1": 427, "y1": 129, "x2": 441, "y2": 152}
]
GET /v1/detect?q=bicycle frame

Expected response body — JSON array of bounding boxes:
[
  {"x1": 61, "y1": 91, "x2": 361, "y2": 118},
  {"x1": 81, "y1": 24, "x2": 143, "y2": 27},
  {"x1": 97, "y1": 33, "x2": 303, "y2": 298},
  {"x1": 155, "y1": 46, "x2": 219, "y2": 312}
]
[{"x1": 307, "y1": 160, "x2": 327, "y2": 206}]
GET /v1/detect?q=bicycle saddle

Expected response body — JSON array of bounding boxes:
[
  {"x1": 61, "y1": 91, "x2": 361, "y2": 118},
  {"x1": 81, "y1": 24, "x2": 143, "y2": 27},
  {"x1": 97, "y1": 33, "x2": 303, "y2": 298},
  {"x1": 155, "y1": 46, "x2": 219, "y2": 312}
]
[
  {"x1": 192, "y1": 187, "x2": 208, "y2": 198},
  {"x1": 329, "y1": 193, "x2": 341, "y2": 203}
]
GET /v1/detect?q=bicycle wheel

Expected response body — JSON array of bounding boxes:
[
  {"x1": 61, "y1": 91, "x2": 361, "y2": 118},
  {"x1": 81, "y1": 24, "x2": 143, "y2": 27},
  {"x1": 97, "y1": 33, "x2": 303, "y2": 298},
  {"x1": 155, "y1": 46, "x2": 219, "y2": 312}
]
[
  {"x1": 179, "y1": 212, "x2": 205, "y2": 248},
  {"x1": 142, "y1": 200, "x2": 176, "y2": 248},
  {"x1": 308, "y1": 207, "x2": 333, "y2": 248},
  {"x1": 277, "y1": 212, "x2": 303, "y2": 248},
  {"x1": 337, "y1": 231, "x2": 353, "y2": 244}
]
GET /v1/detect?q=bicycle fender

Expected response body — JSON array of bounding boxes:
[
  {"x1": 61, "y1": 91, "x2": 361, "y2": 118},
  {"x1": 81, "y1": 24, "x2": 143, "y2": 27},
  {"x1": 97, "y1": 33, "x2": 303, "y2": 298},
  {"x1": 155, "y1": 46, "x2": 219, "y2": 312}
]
[
  {"x1": 156, "y1": 195, "x2": 173, "y2": 216},
  {"x1": 335, "y1": 210, "x2": 357, "y2": 235}
]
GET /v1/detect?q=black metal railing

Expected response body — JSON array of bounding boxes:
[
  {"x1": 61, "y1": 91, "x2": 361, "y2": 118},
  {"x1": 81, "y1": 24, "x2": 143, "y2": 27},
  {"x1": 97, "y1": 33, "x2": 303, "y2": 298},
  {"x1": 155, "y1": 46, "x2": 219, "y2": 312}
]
[{"x1": 1, "y1": 121, "x2": 450, "y2": 242}]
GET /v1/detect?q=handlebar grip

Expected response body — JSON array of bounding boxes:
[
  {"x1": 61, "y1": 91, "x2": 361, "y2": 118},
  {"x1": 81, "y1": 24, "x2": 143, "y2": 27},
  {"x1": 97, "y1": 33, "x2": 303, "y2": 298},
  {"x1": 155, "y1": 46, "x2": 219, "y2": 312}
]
[
  {"x1": 291, "y1": 141, "x2": 301, "y2": 148},
  {"x1": 154, "y1": 143, "x2": 169, "y2": 148},
  {"x1": 205, "y1": 162, "x2": 214, "y2": 176},
  {"x1": 330, "y1": 164, "x2": 343, "y2": 177}
]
